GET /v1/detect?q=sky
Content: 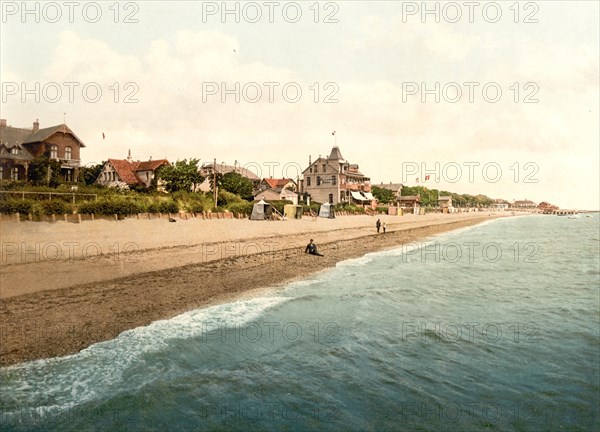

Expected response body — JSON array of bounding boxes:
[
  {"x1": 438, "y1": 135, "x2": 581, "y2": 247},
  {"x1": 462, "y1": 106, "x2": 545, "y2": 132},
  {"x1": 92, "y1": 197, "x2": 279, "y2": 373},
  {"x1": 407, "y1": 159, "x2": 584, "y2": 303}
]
[{"x1": 1, "y1": 1, "x2": 598, "y2": 209}]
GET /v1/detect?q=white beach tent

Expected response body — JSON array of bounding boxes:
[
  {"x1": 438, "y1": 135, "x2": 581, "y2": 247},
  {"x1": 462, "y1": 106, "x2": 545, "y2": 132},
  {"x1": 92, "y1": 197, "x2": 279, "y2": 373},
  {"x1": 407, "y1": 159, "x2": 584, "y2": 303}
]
[
  {"x1": 250, "y1": 199, "x2": 273, "y2": 220},
  {"x1": 319, "y1": 202, "x2": 336, "y2": 218}
]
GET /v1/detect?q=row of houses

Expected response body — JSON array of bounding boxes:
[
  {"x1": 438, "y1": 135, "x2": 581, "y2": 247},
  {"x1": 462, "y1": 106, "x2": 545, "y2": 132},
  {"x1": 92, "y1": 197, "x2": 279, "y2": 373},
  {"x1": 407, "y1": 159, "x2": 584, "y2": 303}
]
[{"x1": 0, "y1": 118, "x2": 549, "y2": 209}]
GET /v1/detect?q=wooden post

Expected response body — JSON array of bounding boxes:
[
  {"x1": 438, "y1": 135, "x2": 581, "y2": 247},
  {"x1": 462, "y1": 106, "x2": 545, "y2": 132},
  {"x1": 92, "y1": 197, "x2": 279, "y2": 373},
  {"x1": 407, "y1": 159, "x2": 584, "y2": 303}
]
[
  {"x1": 52, "y1": 214, "x2": 56, "y2": 223},
  {"x1": 114, "y1": 214, "x2": 118, "y2": 221},
  {"x1": 91, "y1": 213, "x2": 95, "y2": 221},
  {"x1": 16, "y1": 212, "x2": 20, "y2": 223},
  {"x1": 78, "y1": 214, "x2": 82, "y2": 224},
  {"x1": 64, "y1": 214, "x2": 68, "y2": 222}
]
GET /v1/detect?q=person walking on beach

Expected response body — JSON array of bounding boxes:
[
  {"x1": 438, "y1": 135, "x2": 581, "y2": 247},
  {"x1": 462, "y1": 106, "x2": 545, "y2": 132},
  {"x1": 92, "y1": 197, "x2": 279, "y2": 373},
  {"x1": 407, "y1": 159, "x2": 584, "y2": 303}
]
[
  {"x1": 376, "y1": 219, "x2": 381, "y2": 233},
  {"x1": 382, "y1": 222, "x2": 386, "y2": 234},
  {"x1": 305, "y1": 239, "x2": 324, "y2": 257}
]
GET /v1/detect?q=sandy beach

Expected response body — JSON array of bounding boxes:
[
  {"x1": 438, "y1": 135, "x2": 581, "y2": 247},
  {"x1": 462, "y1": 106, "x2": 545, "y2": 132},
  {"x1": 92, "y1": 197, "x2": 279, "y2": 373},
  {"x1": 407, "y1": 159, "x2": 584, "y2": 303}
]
[{"x1": 0, "y1": 212, "x2": 511, "y2": 366}]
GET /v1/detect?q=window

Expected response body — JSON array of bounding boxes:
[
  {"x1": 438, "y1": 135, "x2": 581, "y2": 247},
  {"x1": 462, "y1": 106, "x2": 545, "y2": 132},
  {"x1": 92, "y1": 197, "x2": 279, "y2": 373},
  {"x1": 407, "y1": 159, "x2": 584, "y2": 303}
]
[
  {"x1": 10, "y1": 147, "x2": 18, "y2": 155},
  {"x1": 11, "y1": 167, "x2": 19, "y2": 180},
  {"x1": 332, "y1": 176, "x2": 337, "y2": 185},
  {"x1": 329, "y1": 193, "x2": 333, "y2": 204},
  {"x1": 65, "y1": 146, "x2": 72, "y2": 160},
  {"x1": 306, "y1": 177, "x2": 311, "y2": 186},
  {"x1": 146, "y1": 172, "x2": 149, "y2": 181},
  {"x1": 309, "y1": 167, "x2": 312, "y2": 173},
  {"x1": 112, "y1": 172, "x2": 116, "y2": 181},
  {"x1": 317, "y1": 176, "x2": 321, "y2": 186},
  {"x1": 50, "y1": 145, "x2": 58, "y2": 159},
  {"x1": 322, "y1": 164, "x2": 326, "y2": 172},
  {"x1": 0, "y1": 166, "x2": 3, "y2": 179}
]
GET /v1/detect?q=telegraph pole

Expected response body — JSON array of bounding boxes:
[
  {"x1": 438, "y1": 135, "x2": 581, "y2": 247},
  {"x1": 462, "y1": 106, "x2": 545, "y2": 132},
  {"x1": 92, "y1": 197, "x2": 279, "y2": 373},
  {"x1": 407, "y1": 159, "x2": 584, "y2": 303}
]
[{"x1": 213, "y1": 158, "x2": 218, "y2": 208}]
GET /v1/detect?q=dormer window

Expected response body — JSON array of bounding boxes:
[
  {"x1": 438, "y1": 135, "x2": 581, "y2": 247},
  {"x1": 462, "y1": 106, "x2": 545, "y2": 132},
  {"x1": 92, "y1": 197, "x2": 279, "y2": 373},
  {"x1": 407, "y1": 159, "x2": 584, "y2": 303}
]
[{"x1": 10, "y1": 147, "x2": 18, "y2": 155}]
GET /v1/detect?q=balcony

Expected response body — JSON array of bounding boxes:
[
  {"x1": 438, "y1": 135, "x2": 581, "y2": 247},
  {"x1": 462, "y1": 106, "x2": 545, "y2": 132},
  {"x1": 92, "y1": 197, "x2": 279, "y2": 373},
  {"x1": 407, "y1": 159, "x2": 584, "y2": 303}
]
[{"x1": 54, "y1": 158, "x2": 80, "y2": 169}]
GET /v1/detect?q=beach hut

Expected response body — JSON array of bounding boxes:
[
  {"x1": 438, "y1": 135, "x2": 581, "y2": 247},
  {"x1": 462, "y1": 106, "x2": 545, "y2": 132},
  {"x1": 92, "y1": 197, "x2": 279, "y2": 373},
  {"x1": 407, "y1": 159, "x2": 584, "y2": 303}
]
[
  {"x1": 283, "y1": 204, "x2": 303, "y2": 219},
  {"x1": 250, "y1": 199, "x2": 273, "y2": 220},
  {"x1": 319, "y1": 202, "x2": 336, "y2": 219}
]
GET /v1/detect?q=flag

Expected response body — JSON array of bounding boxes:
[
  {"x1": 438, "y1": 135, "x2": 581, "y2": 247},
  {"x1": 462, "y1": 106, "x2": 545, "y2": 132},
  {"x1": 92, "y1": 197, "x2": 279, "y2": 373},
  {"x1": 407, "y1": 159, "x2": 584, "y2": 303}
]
[
  {"x1": 425, "y1": 175, "x2": 430, "y2": 181},
  {"x1": 332, "y1": 131, "x2": 336, "y2": 135},
  {"x1": 102, "y1": 132, "x2": 105, "y2": 139}
]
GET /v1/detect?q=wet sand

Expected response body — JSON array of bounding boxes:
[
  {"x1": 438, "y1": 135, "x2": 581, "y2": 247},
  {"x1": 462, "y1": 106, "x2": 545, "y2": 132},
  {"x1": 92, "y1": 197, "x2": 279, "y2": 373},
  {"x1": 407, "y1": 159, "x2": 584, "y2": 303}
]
[{"x1": 0, "y1": 213, "x2": 509, "y2": 366}]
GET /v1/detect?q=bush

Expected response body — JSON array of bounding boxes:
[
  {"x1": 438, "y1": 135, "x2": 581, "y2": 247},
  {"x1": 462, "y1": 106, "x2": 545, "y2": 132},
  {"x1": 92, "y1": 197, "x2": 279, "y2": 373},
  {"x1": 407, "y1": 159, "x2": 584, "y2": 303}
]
[
  {"x1": 187, "y1": 201, "x2": 205, "y2": 213},
  {"x1": 376, "y1": 206, "x2": 389, "y2": 214},
  {"x1": 159, "y1": 200, "x2": 179, "y2": 214},
  {"x1": 78, "y1": 198, "x2": 144, "y2": 215},
  {"x1": 146, "y1": 202, "x2": 160, "y2": 213},
  {"x1": 0, "y1": 199, "x2": 39, "y2": 215},
  {"x1": 217, "y1": 190, "x2": 244, "y2": 207},
  {"x1": 302, "y1": 202, "x2": 321, "y2": 214},
  {"x1": 41, "y1": 200, "x2": 72, "y2": 215},
  {"x1": 227, "y1": 201, "x2": 253, "y2": 215}
]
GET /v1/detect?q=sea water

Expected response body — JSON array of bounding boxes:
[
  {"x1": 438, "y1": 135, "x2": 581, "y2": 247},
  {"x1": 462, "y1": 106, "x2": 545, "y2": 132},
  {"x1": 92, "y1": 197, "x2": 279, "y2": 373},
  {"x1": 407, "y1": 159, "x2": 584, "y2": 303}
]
[{"x1": 1, "y1": 214, "x2": 599, "y2": 431}]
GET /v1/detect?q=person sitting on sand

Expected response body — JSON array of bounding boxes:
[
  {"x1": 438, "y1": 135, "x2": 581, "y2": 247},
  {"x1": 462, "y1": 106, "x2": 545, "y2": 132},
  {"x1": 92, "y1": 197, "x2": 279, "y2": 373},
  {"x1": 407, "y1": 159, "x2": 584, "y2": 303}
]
[{"x1": 305, "y1": 239, "x2": 324, "y2": 257}]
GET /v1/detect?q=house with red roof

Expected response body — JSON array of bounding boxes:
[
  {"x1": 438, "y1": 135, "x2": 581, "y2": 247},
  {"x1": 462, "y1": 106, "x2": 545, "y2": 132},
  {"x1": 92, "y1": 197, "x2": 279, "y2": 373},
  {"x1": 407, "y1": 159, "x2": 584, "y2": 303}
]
[
  {"x1": 0, "y1": 118, "x2": 85, "y2": 182},
  {"x1": 257, "y1": 177, "x2": 296, "y2": 192},
  {"x1": 96, "y1": 151, "x2": 169, "y2": 189}
]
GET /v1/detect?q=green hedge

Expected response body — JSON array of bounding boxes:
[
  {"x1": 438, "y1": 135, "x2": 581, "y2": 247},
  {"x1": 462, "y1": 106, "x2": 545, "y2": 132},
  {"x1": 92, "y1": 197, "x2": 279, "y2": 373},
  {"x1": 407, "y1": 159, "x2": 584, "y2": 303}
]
[
  {"x1": 227, "y1": 201, "x2": 253, "y2": 215},
  {"x1": 78, "y1": 198, "x2": 145, "y2": 215},
  {"x1": 41, "y1": 200, "x2": 72, "y2": 215},
  {"x1": 0, "y1": 199, "x2": 39, "y2": 215}
]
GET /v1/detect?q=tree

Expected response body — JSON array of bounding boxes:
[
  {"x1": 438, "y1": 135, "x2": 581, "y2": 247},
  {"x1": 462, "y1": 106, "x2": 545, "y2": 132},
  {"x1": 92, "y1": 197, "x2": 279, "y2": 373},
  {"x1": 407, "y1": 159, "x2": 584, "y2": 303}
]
[
  {"x1": 28, "y1": 151, "x2": 62, "y2": 187},
  {"x1": 371, "y1": 186, "x2": 396, "y2": 204},
  {"x1": 219, "y1": 172, "x2": 254, "y2": 200},
  {"x1": 157, "y1": 159, "x2": 203, "y2": 192},
  {"x1": 80, "y1": 162, "x2": 105, "y2": 185}
]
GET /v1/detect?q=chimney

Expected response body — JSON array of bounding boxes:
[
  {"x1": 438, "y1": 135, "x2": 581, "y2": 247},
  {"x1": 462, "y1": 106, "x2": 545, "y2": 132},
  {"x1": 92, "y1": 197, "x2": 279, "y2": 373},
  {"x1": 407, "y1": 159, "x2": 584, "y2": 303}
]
[
  {"x1": 0, "y1": 119, "x2": 6, "y2": 129},
  {"x1": 309, "y1": 155, "x2": 312, "y2": 165},
  {"x1": 33, "y1": 119, "x2": 39, "y2": 133},
  {"x1": 127, "y1": 149, "x2": 132, "y2": 162},
  {"x1": 149, "y1": 156, "x2": 152, "y2": 161}
]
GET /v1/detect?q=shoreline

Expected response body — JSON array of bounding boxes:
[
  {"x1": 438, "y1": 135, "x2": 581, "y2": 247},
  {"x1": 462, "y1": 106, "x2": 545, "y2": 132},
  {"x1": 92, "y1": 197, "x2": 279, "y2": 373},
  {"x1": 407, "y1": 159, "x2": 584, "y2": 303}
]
[{"x1": 0, "y1": 214, "x2": 508, "y2": 367}]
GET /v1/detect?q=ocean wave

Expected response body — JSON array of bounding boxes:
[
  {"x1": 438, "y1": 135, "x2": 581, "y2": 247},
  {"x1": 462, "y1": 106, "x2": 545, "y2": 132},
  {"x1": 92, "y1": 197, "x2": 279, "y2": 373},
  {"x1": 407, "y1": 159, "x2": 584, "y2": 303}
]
[{"x1": 0, "y1": 296, "x2": 290, "y2": 421}]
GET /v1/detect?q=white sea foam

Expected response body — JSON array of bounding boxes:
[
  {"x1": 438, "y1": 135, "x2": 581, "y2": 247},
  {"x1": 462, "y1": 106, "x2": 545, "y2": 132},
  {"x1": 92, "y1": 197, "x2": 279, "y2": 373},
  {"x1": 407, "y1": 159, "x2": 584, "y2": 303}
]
[{"x1": 1, "y1": 296, "x2": 290, "y2": 420}]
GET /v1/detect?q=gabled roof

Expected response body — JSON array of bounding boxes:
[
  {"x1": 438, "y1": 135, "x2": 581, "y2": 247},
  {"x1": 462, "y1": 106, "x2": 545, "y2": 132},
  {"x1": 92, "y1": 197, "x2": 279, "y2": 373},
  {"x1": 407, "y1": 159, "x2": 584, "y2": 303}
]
[
  {"x1": 400, "y1": 195, "x2": 421, "y2": 201},
  {"x1": 106, "y1": 158, "x2": 170, "y2": 186},
  {"x1": 137, "y1": 159, "x2": 169, "y2": 171},
  {"x1": 23, "y1": 124, "x2": 86, "y2": 147},
  {"x1": 378, "y1": 183, "x2": 403, "y2": 191},
  {"x1": 0, "y1": 122, "x2": 85, "y2": 147},
  {"x1": 263, "y1": 178, "x2": 294, "y2": 189},
  {"x1": 108, "y1": 159, "x2": 142, "y2": 185}
]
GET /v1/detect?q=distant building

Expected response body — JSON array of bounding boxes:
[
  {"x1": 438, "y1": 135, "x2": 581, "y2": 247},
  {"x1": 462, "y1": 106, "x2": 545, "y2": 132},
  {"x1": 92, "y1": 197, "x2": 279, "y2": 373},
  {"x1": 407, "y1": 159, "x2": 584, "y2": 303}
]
[
  {"x1": 198, "y1": 162, "x2": 260, "y2": 192},
  {"x1": 257, "y1": 178, "x2": 296, "y2": 192},
  {"x1": 0, "y1": 118, "x2": 85, "y2": 182},
  {"x1": 438, "y1": 195, "x2": 453, "y2": 208},
  {"x1": 399, "y1": 195, "x2": 421, "y2": 209},
  {"x1": 254, "y1": 187, "x2": 298, "y2": 205},
  {"x1": 513, "y1": 199, "x2": 537, "y2": 209},
  {"x1": 492, "y1": 199, "x2": 511, "y2": 210},
  {"x1": 301, "y1": 146, "x2": 372, "y2": 205},
  {"x1": 377, "y1": 182, "x2": 403, "y2": 201},
  {"x1": 96, "y1": 152, "x2": 169, "y2": 189},
  {"x1": 538, "y1": 201, "x2": 559, "y2": 211}
]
